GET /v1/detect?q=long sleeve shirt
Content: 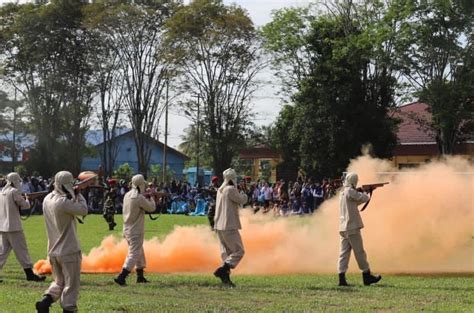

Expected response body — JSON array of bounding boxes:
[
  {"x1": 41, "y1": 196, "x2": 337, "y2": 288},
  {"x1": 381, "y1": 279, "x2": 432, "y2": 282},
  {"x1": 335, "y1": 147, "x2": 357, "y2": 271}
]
[
  {"x1": 339, "y1": 187, "x2": 370, "y2": 233},
  {"x1": 214, "y1": 186, "x2": 248, "y2": 231},
  {"x1": 0, "y1": 186, "x2": 31, "y2": 232},
  {"x1": 43, "y1": 191, "x2": 88, "y2": 257},
  {"x1": 122, "y1": 191, "x2": 155, "y2": 237}
]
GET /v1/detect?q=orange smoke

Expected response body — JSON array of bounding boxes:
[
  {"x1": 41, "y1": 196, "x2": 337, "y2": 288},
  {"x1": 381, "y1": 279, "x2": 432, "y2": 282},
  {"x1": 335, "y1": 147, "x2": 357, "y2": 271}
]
[{"x1": 35, "y1": 155, "x2": 473, "y2": 275}]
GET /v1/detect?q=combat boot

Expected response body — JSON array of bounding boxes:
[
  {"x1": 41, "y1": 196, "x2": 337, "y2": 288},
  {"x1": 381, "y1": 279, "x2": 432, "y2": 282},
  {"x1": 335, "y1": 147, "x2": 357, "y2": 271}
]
[
  {"x1": 362, "y1": 270, "x2": 382, "y2": 286},
  {"x1": 136, "y1": 268, "x2": 149, "y2": 283},
  {"x1": 213, "y1": 263, "x2": 235, "y2": 287},
  {"x1": 35, "y1": 294, "x2": 53, "y2": 313},
  {"x1": 338, "y1": 273, "x2": 349, "y2": 286},
  {"x1": 25, "y1": 268, "x2": 46, "y2": 282},
  {"x1": 114, "y1": 268, "x2": 130, "y2": 286}
]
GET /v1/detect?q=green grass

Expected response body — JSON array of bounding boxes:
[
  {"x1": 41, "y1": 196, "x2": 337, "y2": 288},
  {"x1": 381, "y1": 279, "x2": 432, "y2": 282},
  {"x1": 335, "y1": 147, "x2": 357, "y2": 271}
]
[{"x1": 0, "y1": 215, "x2": 473, "y2": 312}]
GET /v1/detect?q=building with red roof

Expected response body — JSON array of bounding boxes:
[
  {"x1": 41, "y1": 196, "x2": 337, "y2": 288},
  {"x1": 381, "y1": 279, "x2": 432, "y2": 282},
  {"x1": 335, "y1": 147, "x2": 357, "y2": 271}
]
[{"x1": 391, "y1": 102, "x2": 474, "y2": 168}]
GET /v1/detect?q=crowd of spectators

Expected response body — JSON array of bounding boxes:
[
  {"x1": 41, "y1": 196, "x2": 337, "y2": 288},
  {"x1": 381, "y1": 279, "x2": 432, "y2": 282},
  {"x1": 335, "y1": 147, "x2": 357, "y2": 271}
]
[
  {"x1": 239, "y1": 177, "x2": 342, "y2": 216},
  {"x1": 0, "y1": 174, "x2": 343, "y2": 218}
]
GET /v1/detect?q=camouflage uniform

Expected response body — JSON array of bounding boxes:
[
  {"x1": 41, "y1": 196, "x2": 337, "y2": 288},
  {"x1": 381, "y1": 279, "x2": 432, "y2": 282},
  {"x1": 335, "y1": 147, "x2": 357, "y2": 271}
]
[
  {"x1": 207, "y1": 183, "x2": 219, "y2": 229},
  {"x1": 103, "y1": 187, "x2": 117, "y2": 231}
]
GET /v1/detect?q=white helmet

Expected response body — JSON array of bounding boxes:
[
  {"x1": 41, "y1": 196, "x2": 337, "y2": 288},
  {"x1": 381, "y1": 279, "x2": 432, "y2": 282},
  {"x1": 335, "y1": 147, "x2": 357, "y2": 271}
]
[
  {"x1": 6, "y1": 172, "x2": 22, "y2": 189},
  {"x1": 343, "y1": 172, "x2": 358, "y2": 188},
  {"x1": 130, "y1": 174, "x2": 147, "y2": 198},
  {"x1": 54, "y1": 171, "x2": 75, "y2": 199}
]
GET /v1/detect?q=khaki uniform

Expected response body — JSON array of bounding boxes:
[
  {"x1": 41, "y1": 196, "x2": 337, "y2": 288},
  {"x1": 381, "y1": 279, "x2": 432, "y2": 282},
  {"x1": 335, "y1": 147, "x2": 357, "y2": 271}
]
[
  {"x1": 42, "y1": 191, "x2": 88, "y2": 312},
  {"x1": 122, "y1": 191, "x2": 155, "y2": 271},
  {"x1": 214, "y1": 186, "x2": 247, "y2": 268},
  {"x1": 338, "y1": 186, "x2": 370, "y2": 273},
  {"x1": 0, "y1": 186, "x2": 33, "y2": 271}
]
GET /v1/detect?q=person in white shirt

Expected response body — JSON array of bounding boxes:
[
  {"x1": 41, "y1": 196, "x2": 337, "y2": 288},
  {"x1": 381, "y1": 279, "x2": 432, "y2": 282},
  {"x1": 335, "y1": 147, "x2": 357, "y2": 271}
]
[
  {"x1": 337, "y1": 172, "x2": 381, "y2": 287},
  {"x1": 0, "y1": 172, "x2": 46, "y2": 283},
  {"x1": 213, "y1": 168, "x2": 247, "y2": 287},
  {"x1": 114, "y1": 174, "x2": 155, "y2": 286},
  {"x1": 35, "y1": 171, "x2": 88, "y2": 313}
]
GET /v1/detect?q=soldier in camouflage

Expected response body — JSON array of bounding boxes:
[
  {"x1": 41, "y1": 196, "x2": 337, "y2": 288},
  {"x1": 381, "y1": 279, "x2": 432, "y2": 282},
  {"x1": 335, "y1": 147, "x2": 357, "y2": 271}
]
[{"x1": 103, "y1": 179, "x2": 117, "y2": 231}]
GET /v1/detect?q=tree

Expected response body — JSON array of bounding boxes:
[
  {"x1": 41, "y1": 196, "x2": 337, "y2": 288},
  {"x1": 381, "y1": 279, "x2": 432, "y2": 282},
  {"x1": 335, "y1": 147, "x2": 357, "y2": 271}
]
[
  {"x1": 149, "y1": 163, "x2": 175, "y2": 183},
  {"x1": 0, "y1": 1, "x2": 95, "y2": 176},
  {"x1": 166, "y1": 0, "x2": 266, "y2": 178},
  {"x1": 265, "y1": 0, "x2": 400, "y2": 179},
  {"x1": 261, "y1": 6, "x2": 315, "y2": 98},
  {"x1": 84, "y1": 2, "x2": 127, "y2": 177},
  {"x1": 178, "y1": 124, "x2": 212, "y2": 169},
  {"x1": 0, "y1": 90, "x2": 28, "y2": 170},
  {"x1": 396, "y1": 0, "x2": 473, "y2": 154},
  {"x1": 113, "y1": 162, "x2": 134, "y2": 180},
  {"x1": 87, "y1": 1, "x2": 179, "y2": 174},
  {"x1": 271, "y1": 105, "x2": 300, "y2": 180}
]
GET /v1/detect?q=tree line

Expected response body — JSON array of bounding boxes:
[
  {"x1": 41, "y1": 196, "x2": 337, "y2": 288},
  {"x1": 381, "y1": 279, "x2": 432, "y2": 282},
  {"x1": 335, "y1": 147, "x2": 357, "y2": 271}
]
[
  {"x1": 0, "y1": 0, "x2": 262, "y2": 178},
  {"x1": 0, "y1": 0, "x2": 472, "y2": 180},
  {"x1": 263, "y1": 0, "x2": 473, "y2": 180}
]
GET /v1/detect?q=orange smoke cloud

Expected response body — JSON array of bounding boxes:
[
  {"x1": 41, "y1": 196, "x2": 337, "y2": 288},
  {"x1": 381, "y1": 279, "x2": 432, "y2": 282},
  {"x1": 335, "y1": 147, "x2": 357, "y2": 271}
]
[{"x1": 35, "y1": 155, "x2": 473, "y2": 275}]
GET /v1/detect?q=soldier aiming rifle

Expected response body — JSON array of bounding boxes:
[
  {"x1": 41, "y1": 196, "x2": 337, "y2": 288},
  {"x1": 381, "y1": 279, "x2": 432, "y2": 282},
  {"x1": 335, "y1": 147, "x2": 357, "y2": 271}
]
[{"x1": 337, "y1": 172, "x2": 386, "y2": 287}]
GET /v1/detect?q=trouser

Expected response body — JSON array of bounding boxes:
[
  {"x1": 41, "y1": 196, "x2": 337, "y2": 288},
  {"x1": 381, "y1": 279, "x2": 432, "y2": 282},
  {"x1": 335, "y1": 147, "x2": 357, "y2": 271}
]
[
  {"x1": 216, "y1": 230, "x2": 245, "y2": 269},
  {"x1": 44, "y1": 252, "x2": 82, "y2": 311},
  {"x1": 338, "y1": 230, "x2": 370, "y2": 273},
  {"x1": 0, "y1": 231, "x2": 33, "y2": 270},
  {"x1": 103, "y1": 212, "x2": 115, "y2": 225},
  {"x1": 123, "y1": 234, "x2": 146, "y2": 271}
]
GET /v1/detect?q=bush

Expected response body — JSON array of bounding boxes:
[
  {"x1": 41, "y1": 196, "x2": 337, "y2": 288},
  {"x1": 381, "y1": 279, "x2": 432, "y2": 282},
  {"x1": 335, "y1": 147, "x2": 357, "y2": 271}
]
[
  {"x1": 14, "y1": 164, "x2": 27, "y2": 177},
  {"x1": 113, "y1": 163, "x2": 134, "y2": 180}
]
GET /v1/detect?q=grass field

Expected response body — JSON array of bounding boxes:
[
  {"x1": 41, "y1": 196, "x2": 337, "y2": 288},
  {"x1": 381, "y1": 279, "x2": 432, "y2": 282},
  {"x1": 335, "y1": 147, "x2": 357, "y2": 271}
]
[{"x1": 0, "y1": 215, "x2": 473, "y2": 312}]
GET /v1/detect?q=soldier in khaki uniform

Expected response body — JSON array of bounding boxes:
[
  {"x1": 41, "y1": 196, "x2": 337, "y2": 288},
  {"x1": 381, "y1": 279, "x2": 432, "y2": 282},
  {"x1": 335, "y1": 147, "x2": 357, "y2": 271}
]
[
  {"x1": 0, "y1": 172, "x2": 46, "y2": 282},
  {"x1": 35, "y1": 171, "x2": 88, "y2": 313},
  {"x1": 114, "y1": 174, "x2": 155, "y2": 286},
  {"x1": 213, "y1": 168, "x2": 247, "y2": 287},
  {"x1": 338, "y1": 172, "x2": 381, "y2": 286}
]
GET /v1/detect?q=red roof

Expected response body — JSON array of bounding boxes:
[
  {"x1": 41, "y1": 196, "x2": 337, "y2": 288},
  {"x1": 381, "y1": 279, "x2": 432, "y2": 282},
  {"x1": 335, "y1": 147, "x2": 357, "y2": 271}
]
[{"x1": 393, "y1": 102, "x2": 436, "y2": 144}]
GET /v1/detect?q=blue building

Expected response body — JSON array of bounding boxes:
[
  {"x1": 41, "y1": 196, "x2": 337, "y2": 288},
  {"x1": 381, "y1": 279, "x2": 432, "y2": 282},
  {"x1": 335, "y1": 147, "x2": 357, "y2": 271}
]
[
  {"x1": 183, "y1": 167, "x2": 213, "y2": 186},
  {"x1": 82, "y1": 130, "x2": 188, "y2": 179}
]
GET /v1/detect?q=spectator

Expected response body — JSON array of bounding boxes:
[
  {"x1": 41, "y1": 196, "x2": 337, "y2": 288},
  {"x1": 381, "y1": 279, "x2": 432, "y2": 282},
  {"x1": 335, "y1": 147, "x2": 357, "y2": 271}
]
[{"x1": 21, "y1": 177, "x2": 31, "y2": 194}]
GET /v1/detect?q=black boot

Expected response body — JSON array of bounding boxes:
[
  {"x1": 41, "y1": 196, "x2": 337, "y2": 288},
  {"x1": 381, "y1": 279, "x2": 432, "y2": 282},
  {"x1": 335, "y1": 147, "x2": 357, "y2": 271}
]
[
  {"x1": 213, "y1": 263, "x2": 235, "y2": 287},
  {"x1": 108, "y1": 223, "x2": 114, "y2": 231},
  {"x1": 63, "y1": 310, "x2": 74, "y2": 313},
  {"x1": 362, "y1": 270, "x2": 382, "y2": 286},
  {"x1": 114, "y1": 268, "x2": 130, "y2": 286},
  {"x1": 25, "y1": 268, "x2": 46, "y2": 282},
  {"x1": 136, "y1": 268, "x2": 149, "y2": 283},
  {"x1": 35, "y1": 294, "x2": 53, "y2": 313},
  {"x1": 338, "y1": 273, "x2": 349, "y2": 286}
]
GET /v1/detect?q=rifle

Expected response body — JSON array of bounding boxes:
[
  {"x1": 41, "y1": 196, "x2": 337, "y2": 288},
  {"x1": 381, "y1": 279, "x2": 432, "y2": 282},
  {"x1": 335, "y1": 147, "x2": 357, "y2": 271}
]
[
  {"x1": 21, "y1": 191, "x2": 50, "y2": 220},
  {"x1": 24, "y1": 191, "x2": 49, "y2": 201},
  {"x1": 358, "y1": 182, "x2": 389, "y2": 212},
  {"x1": 143, "y1": 191, "x2": 168, "y2": 220},
  {"x1": 358, "y1": 182, "x2": 389, "y2": 193},
  {"x1": 72, "y1": 175, "x2": 98, "y2": 224},
  {"x1": 74, "y1": 175, "x2": 98, "y2": 192}
]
